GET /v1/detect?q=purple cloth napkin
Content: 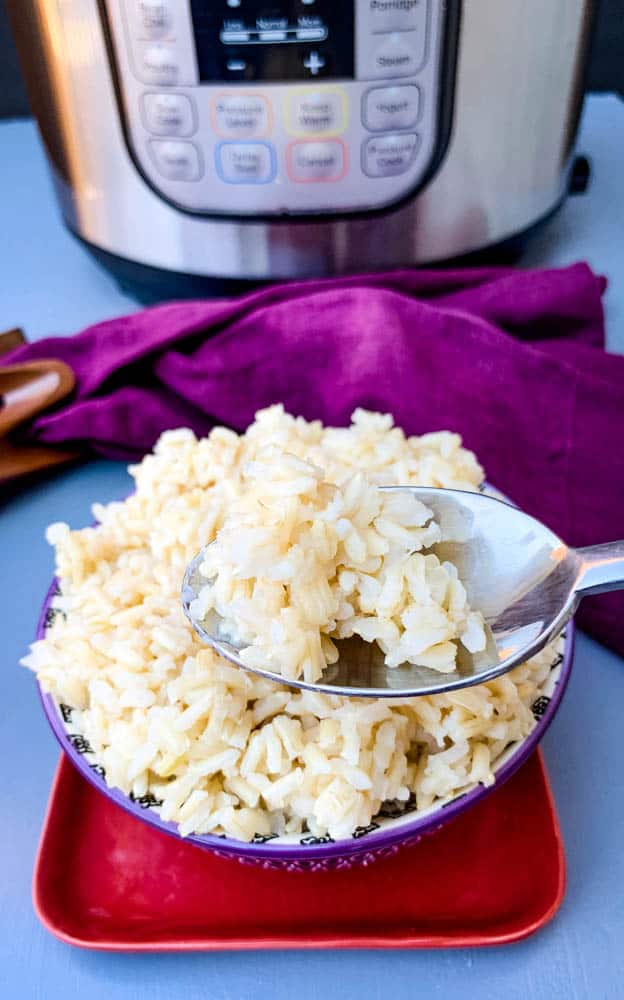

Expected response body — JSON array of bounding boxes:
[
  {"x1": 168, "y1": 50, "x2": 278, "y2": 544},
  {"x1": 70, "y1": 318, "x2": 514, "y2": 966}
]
[{"x1": 8, "y1": 263, "x2": 624, "y2": 659}]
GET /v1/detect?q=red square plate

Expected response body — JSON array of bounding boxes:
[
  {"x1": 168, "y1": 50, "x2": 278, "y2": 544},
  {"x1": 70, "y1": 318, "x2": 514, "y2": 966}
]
[{"x1": 33, "y1": 749, "x2": 564, "y2": 951}]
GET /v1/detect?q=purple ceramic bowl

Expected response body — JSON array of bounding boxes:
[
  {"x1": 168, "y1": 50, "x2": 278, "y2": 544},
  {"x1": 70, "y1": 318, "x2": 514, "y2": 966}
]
[{"x1": 36, "y1": 578, "x2": 574, "y2": 871}]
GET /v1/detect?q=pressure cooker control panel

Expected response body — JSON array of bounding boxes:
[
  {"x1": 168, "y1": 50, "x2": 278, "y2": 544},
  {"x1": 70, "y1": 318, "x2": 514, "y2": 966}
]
[{"x1": 103, "y1": 0, "x2": 455, "y2": 216}]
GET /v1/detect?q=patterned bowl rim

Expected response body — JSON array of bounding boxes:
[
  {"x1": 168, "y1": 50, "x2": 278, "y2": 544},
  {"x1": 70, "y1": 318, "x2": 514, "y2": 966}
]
[{"x1": 36, "y1": 578, "x2": 574, "y2": 862}]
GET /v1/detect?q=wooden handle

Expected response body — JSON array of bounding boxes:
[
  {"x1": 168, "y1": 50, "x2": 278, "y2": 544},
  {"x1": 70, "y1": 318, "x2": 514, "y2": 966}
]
[
  {"x1": 0, "y1": 359, "x2": 75, "y2": 437},
  {"x1": 0, "y1": 358, "x2": 78, "y2": 487}
]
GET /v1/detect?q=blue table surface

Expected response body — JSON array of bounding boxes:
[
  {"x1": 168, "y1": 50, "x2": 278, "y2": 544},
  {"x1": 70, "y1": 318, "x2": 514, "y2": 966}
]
[{"x1": 1, "y1": 94, "x2": 624, "y2": 1000}]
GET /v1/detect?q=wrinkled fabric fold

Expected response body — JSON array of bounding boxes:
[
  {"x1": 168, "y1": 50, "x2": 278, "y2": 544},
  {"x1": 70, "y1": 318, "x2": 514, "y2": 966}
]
[{"x1": 7, "y1": 263, "x2": 624, "y2": 658}]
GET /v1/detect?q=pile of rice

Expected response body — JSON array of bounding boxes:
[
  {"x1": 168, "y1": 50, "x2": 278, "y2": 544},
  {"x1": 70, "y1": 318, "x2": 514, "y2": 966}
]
[
  {"x1": 192, "y1": 456, "x2": 486, "y2": 683},
  {"x1": 23, "y1": 406, "x2": 556, "y2": 842}
]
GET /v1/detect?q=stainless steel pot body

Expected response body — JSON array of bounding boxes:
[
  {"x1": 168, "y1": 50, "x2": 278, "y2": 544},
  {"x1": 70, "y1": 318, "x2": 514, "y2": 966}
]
[{"x1": 9, "y1": 0, "x2": 595, "y2": 281}]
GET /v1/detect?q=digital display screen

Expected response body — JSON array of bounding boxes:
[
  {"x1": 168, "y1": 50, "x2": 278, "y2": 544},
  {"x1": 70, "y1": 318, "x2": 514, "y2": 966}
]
[{"x1": 190, "y1": 0, "x2": 355, "y2": 82}]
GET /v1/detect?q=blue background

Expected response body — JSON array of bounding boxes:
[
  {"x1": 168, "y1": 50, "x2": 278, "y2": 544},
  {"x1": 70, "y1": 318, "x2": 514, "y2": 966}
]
[{"x1": 1, "y1": 96, "x2": 624, "y2": 999}]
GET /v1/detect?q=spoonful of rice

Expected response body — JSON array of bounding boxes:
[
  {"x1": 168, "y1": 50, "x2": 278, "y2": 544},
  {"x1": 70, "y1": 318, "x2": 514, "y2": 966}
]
[{"x1": 182, "y1": 471, "x2": 624, "y2": 698}]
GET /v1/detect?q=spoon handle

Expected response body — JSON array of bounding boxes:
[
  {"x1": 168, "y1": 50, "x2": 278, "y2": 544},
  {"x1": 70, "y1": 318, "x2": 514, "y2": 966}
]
[{"x1": 575, "y1": 542, "x2": 624, "y2": 596}]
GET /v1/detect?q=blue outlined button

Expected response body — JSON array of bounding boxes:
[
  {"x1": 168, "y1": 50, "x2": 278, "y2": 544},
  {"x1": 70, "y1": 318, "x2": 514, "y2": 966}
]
[{"x1": 215, "y1": 141, "x2": 276, "y2": 184}]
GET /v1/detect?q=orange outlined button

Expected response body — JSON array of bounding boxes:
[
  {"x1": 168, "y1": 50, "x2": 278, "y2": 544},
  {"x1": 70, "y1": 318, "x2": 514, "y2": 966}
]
[
  {"x1": 211, "y1": 93, "x2": 272, "y2": 139},
  {"x1": 286, "y1": 139, "x2": 347, "y2": 182}
]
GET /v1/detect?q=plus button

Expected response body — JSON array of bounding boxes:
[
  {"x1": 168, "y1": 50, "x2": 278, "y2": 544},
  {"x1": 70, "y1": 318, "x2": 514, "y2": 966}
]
[{"x1": 303, "y1": 51, "x2": 326, "y2": 75}]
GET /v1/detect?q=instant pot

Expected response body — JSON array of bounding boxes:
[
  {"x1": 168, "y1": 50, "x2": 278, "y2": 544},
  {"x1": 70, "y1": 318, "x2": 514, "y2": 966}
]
[{"x1": 8, "y1": 0, "x2": 596, "y2": 298}]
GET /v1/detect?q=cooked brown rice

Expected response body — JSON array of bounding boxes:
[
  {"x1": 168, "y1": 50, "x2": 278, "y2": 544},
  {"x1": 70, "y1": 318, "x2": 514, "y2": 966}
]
[{"x1": 23, "y1": 406, "x2": 557, "y2": 841}]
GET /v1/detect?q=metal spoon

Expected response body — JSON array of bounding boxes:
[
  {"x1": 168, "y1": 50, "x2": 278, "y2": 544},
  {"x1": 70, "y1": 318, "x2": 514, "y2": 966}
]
[{"x1": 182, "y1": 487, "x2": 624, "y2": 698}]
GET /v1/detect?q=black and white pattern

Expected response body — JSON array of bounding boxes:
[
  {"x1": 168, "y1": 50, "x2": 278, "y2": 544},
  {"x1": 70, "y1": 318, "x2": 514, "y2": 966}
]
[
  {"x1": 531, "y1": 695, "x2": 551, "y2": 719},
  {"x1": 59, "y1": 703, "x2": 73, "y2": 724},
  {"x1": 352, "y1": 822, "x2": 380, "y2": 839},
  {"x1": 251, "y1": 832, "x2": 279, "y2": 845},
  {"x1": 67, "y1": 733, "x2": 93, "y2": 755},
  {"x1": 300, "y1": 834, "x2": 335, "y2": 846},
  {"x1": 44, "y1": 607, "x2": 63, "y2": 630},
  {"x1": 376, "y1": 795, "x2": 417, "y2": 820},
  {"x1": 129, "y1": 791, "x2": 164, "y2": 809}
]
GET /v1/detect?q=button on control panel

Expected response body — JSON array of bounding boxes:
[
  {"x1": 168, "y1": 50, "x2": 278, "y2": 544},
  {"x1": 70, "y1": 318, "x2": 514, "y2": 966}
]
[
  {"x1": 130, "y1": 1, "x2": 173, "y2": 40},
  {"x1": 363, "y1": 85, "x2": 420, "y2": 131},
  {"x1": 287, "y1": 140, "x2": 347, "y2": 182},
  {"x1": 106, "y1": 0, "x2": 451, "y2": 215},
  {"x1": 368, "y1": 0, "x2": 427, "y2": 34},
  {"x1": 212, "y1": 94, "x2": 271, "y2": 139},
  {"x1": 217, "y1": 142, "x2": 276, "y2": 184},
  {"x1": 142, "y1": 92, "x2": 196, "y2": 136},
  {"x1": 368, "y1": 31, "x2": 425, "y2": 78},
  {"x1": 149, "y1": 139, "x2": 202, "y2": 180},
  {"x1": 137, "y1": 43, "x2": 181, "y2": 86},
  {"x1": 288, "y1": 89, "x2": 347, "y2": 136},
  {"x1": 362, "y1": 132, "x2": 420, "y2": 176}
]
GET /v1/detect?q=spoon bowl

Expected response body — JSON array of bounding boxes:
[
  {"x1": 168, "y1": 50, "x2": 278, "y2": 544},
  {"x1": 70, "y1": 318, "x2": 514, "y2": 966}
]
[{"x1": 182, "y1": 487, "x2": 624, "y2": 698}]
